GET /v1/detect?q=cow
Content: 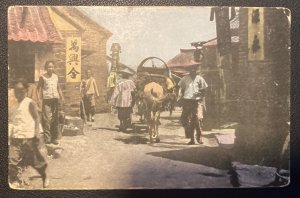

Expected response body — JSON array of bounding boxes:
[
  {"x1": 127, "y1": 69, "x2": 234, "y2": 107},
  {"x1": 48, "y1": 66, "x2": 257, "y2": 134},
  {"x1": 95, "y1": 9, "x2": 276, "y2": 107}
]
[{"x1": 141, "y1": 82, "x2": 176, "y2": 143}]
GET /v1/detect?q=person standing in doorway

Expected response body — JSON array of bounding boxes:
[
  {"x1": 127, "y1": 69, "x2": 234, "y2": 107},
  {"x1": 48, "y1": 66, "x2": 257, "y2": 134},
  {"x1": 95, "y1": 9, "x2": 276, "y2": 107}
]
[
  {"x1": 80, "y1": 69, "x2": 99, "y2": 122},
  {"x1": 178, "y1": 65, "x2": 208, "y2": 145},
  {"x1": 37, "y1": 61, "x2": 64, "y2": 145},
  {"x1": 110, "y1": 68, "x2": 136, "y2": 132},
  {"x1": 9, "y1": 78, "x2": 49, "y2": 188}
]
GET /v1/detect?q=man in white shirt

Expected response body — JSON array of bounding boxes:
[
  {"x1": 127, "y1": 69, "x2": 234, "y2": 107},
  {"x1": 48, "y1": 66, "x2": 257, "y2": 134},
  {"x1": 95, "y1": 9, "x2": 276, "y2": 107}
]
[
  {"x1": 178, "y1": 65, "x2": 208, "y2": 145},
  {"x1": 9, "y1": 79, "x2": 49, "y2": 188}
]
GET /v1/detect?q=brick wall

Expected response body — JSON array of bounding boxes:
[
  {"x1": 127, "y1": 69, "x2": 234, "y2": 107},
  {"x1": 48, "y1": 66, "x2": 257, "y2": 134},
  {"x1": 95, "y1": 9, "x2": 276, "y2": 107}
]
[
  {"x1": 48, "y1": 28, "x2": 110, "y2": 116},
  {"x1": 80, "y1": 35, "x2": 110, "y2": 113}
]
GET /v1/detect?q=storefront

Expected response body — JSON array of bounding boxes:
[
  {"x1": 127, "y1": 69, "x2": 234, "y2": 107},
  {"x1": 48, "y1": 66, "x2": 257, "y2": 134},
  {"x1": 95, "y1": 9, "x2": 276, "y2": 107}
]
[{"x1": 8, "y1": 6, "x2": 112, "y2": 115}]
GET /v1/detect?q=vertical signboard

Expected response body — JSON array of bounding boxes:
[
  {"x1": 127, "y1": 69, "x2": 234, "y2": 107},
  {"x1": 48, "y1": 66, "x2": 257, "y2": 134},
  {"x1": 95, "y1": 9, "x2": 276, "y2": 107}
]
[
  {"x1": 248, "y1": 8, "x2": 264, "y2": 61},
  {"x1": 66, "y1": 37, "x2": 81, "y2": 82}
]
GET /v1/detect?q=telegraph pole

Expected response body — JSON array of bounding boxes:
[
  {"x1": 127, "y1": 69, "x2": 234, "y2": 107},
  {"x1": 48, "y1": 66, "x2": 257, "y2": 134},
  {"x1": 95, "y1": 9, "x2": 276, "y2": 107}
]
[{"x1": 110, "y1": 43, "x2": 121, "y2": 71}]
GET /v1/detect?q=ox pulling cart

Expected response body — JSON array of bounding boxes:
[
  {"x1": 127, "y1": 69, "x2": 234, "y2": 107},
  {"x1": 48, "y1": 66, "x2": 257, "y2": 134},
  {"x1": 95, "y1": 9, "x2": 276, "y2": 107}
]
[{"x1": 133, "y1": 57, "x2": 176, "y2": 143}]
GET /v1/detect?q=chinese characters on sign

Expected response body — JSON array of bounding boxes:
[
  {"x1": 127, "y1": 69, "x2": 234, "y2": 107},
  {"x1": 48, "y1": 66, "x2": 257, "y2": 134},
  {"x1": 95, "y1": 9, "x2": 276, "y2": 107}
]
[
  {"x1": 66, "y1": 37, "x2": 81, "y2": 82},
  {"x1": 248, "y1": 8, "x2": 264, "y2": 61}
]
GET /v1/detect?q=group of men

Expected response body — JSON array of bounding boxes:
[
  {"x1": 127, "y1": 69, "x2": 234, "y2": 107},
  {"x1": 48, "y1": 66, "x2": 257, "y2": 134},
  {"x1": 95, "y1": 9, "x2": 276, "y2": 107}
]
[
  {"x1": 8, "y1": 61, "x2": 105, "y2": 188},
  {"x1": 8, "y1": 60, "x2": 207, "y2": 189},
  {"x1": 108, "y1": 64, "x2": 208, "y2": 145},
  {"x1": 8, "y1": 61, "x2": 63, "y2": 188}
]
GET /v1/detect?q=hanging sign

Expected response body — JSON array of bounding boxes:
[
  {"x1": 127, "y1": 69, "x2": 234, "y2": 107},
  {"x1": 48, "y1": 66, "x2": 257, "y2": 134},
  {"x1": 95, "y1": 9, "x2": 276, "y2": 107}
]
[
  {"x1": 248, "y1": 8, "x2": 265, "y2": 61},
  {"x1": 66, "y1": 37, "x2": 81, "y2": 82}
]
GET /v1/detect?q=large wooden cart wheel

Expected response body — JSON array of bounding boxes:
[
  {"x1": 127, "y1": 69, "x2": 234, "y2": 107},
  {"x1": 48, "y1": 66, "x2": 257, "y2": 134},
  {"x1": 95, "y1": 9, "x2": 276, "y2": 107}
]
[{"x1": 137, "y1": 56, "x2": 169, "y2": 72}]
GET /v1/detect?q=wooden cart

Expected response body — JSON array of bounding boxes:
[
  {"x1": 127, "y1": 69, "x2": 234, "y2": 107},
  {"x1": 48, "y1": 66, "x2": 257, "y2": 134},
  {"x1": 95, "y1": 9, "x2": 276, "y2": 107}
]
[{"x1": 132, "y1": 57, "x2": 172, "y2": 142}]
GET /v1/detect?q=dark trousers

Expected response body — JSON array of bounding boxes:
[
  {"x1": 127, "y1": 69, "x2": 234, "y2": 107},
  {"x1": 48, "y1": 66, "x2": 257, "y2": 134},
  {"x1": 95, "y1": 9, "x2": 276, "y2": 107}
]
[
  {"x1": 180, "y1": 99, "x2": 204, "y2": 142},
  {"x1": 9, "y1": 138, "x2": 47, "y2": 183},
  {"x1": 83, "y1": 95, "x2": 96, "y2": 120},
  {"x1": 42, "y1": 98, "x2": 60, "y2": 144},
  {"x1": 117, "y1": 107, "x2": 132, "y2": 131}
]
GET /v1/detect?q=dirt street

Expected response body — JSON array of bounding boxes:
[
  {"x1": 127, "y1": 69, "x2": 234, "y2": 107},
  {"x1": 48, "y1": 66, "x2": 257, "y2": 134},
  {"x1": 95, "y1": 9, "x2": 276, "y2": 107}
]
[{"x1": 23, "y1": 108, "x2": 233, "y2": 189}]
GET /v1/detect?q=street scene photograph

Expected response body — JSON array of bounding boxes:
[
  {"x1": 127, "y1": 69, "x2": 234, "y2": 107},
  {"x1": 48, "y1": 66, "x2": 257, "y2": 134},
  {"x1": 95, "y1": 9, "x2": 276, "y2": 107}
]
[{"x1": 7, "y1": 6, "x2": 290, "y2": 189}]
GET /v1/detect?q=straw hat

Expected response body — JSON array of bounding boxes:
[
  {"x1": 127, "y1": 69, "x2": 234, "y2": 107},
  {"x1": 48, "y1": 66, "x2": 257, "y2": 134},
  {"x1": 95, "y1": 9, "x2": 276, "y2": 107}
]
[
  {"x1": 186, "y1": 64, "x2": 200, "y2": 71},
  {"x1": 117, "y1": 68, "x2": 133, "y2": 75}
]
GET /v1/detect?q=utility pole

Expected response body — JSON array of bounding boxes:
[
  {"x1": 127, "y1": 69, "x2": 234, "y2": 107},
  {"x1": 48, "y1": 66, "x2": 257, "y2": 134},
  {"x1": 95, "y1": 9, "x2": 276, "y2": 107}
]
[
  {"x1": 107, "y1": 43, "x2": 121, "y2": 108},
  {"x1": 110, "y1": 43, "x2": 121, "y2": 71}
]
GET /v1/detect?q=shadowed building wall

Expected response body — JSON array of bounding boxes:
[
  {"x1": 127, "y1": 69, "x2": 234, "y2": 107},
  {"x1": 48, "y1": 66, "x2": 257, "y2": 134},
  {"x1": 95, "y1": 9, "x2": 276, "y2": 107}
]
[{"x1": 233, "y1": 8, "x2": 290, "y2": 166}]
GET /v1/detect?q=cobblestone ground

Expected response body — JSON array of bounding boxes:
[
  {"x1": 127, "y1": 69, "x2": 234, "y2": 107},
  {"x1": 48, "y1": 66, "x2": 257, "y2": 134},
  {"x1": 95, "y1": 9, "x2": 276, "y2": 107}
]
[{"x1": 21, "y1": 108, "x2": 234, "y2": 189}]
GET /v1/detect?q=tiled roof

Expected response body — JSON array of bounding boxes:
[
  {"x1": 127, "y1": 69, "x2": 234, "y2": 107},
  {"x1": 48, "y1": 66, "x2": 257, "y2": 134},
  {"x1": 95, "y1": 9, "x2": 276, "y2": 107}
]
[
  {"x1": 8, "y1": 6, "x2": 62, "y2": 43},
  {"x1": 167, "y1": 49, "x2": 200, "y2": 68}
]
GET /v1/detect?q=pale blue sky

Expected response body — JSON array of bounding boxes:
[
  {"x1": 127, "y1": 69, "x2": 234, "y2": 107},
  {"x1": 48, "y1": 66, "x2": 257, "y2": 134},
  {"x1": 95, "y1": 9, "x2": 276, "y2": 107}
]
[{"x1": 78, "y1": 6, "x2": 216, "y2": 68}]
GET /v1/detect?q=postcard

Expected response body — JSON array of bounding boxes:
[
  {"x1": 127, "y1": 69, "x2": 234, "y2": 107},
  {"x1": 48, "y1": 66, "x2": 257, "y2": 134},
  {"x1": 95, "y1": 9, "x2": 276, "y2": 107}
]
[{"x1": 7, "y1": 6, "x2": 290, "y2": 189}]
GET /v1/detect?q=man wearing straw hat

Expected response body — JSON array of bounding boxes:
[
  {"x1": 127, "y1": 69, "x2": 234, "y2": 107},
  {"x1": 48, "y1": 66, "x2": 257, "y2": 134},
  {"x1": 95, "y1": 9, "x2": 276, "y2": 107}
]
[
  {"x1": 110, "y1": 68, "x2": 136, "y2": 132},
  {"x1": 178, "y1": 64, "x2": 208, "y2": 145}
]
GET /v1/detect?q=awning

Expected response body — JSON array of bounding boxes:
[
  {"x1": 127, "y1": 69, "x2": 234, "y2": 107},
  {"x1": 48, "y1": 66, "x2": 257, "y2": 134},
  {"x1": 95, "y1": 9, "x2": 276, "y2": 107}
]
[{"x1": 8, "y1": 6, "x2": 62, "y2": 43}]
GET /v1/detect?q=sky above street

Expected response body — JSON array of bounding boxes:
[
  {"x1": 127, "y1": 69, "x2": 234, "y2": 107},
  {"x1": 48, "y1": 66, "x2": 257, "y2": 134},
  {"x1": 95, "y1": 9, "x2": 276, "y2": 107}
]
[{"x1": 78, "y1": 6, "x2": 216, "y2": 68}]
